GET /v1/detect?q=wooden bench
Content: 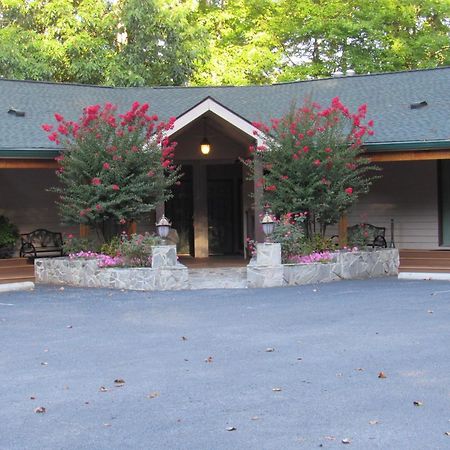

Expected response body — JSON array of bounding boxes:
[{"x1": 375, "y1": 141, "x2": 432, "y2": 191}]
[
  {"x1": 20, "y1": 229, "x2": 64, "y2": 258},
  {"x1": 347, "y1": 223, "x2": 387, "y2": 248}
]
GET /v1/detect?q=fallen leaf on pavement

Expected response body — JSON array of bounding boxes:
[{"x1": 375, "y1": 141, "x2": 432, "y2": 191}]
[
  {"x1": 34, "y1": 406, "x2": 46, "y2": 414},
  {"x1": 413, "y1": 401, "x2": 423, "y2": 406},
  {"x1": 66, "y1": 325, "x2": 73, "y2": 328},
  {"x1": 40, "y1": 362, "x2": 48, "y2": 366},
  {"x1": 265, "y1": 348, "x2": 275, "y2": 352},
  {"x1": 378, "y1": 371, "x2": 387, "y2": 378},
  {"x1": 205, "y1": 356, "x2": 213, "y2": 363},
  {"x1": 114, "y1": 379, "x2": 125, "y2": 385},
  {"x1": 272, "y1": 387, "x2": 282, "y2": 392},
  {"x1": 147, "y1": 392, "x2": 159, "y2": 399},
  {"x1": 99, "y1": 386, "x2": 108, "y2": 392},
  {"x1": 369, "y1": 420, "x2": 380, "y2": 425},
  {"x1": 444, "y1": 432, "x2": 450, "y2": 436},
  {"x1": 226, "y1": 427, "x2": 236, "y2": 431},
  {"x1": 251, "y1": 416, "x2": 260, "y2": 421},
  {"x1": 342, "y1": 438, "x2": 351, "y2": 444},
  {"x1": 181, "y1": 336, "x2": 188, "y2": 341}
]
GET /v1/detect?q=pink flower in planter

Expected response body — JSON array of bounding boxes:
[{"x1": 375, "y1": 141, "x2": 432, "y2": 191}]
[
  {"x1": 102, "y1": 162, "x2": 110, "y2": 170},
  {"x1": 91, "y1": 177, "x2": 102, "y2": 186},
  {"x1": 111, "y1": 184, "x2": 120, "y2": 191},
  {"x1": 345, "y1": 187, "x2": 353, "y2": 195}
]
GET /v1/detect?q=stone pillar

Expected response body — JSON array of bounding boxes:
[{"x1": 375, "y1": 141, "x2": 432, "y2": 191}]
[
  {"x1": 193, "y1": 164, "x2": 208, "y2": 257},
  {"x1": 338, "y1": 214, "x2": 348, "y2": 248},
  {"x1": 253, "y1": 158, "x2": 264, "y2": 243},
  {"x1": 247, "y1": 242, "x2": 284, "y2": 288},
  {"x1": 79, "y1": 224, "x2": 89, "y2": 238},
  {"x1": 151, "y1": 245, "x2": 177, "y2": 268},
  {"x1": 127, "y1": 221, "x2": 137, "y2": 235}
]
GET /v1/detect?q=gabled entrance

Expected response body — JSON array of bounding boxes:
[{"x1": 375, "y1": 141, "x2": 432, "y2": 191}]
[{"x1": 165, "y1": 97, "x2": 263, "y2": 258}]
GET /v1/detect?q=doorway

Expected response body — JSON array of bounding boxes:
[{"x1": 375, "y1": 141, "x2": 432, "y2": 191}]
[{"x1": 207, "y1": 164, "x2": 243, "y2": 255}]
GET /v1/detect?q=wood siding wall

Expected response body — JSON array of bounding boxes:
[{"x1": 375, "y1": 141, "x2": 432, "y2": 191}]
[
  {"x1": 329, "y1": 161, "x2": 439, "y2": 249},
  {"x1": 0, "y1": 169, "x2": 77, "y2": 235},
  {"x1": 0, "y1": 161, "x2": 442, "y2": 250}
]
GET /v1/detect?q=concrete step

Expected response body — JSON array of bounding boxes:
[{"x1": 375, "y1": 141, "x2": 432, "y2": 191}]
[
  {"x1": 0, "y1": 257, "x2": 32, "y2": 268},
  {"x1": 399, "y1": 250, "x2": 450, "y2": 260},
  {"x1": 188, "y1": 267, "x2": 247, "y2": 289},
  {"x1": 0, "y1": 275, "x2": 35, "y2": 284},
  {"x1": 399, "y1": 267, "x2": 450, "y2": 273},
  {"x1": 0, "y1": 260, "x2": 35, "y2": 284},
  {"x1": 0, "y1": 266, "x2": 34, "y2": 276}
]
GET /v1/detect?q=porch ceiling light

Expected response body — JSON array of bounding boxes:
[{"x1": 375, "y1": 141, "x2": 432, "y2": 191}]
[
  {"x1": 156, "y1": 214, "x2": 172, "y2": 240},
  {"x1": 261, "y1": 211, "x2": 275, "y2": 241},
  {"x1": 200, "y1": 117, "x2": 211, "y2": 155}
]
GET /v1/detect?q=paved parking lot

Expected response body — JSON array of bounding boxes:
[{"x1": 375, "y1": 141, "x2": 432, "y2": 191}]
[{"x1": 1, "y1": 278, "x2": 450, "y2": 449}]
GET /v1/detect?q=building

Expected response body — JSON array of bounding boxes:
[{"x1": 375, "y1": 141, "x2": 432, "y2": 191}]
[{"x1": 1, "y1": 67, "x2": 449, "y2": 258}]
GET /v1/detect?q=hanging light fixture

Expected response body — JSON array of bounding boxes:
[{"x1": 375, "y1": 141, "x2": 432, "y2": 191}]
[{"x1": 200, "y1": 117, "x2": 211, "y2": 155}]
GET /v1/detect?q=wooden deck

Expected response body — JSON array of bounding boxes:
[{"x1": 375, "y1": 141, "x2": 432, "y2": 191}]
[
  {"x1": 0, "y1": 258, "x2": 35, "y2": 284},
  {"x1": 399, "y1": 249, "x2": 450, "y2": 273}
]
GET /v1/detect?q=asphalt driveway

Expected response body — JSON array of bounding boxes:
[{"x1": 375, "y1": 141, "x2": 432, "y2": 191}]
[{"x1": 1, "y1": 278, "x2": 450, "y2": 449}]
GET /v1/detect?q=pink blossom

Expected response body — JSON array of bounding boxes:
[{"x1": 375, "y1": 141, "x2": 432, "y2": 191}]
[
  {"x1": 345, "y1": 187, "x2": 353, "y2": 195},
  {"x1": 111, "y1": 184, "x2": 120, "y2": 191},
  {"x1": 54, "y1": 113, "x2": 64, "y2": 122},
  {"x1": 91, "y1": 177, "x2": 102, "y2": 186},
  {"x1": 313, "y1": 159, "x2": 321, "y2": 166},
  {"x1": 41, "y1": 124, "x2": 53, "y2": 132},
  {"x1": 102, "y1": 162, "x2": 110, "y2": 170}
]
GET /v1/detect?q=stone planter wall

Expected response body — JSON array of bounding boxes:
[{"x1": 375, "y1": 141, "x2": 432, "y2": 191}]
[
  {"x1": 283, "y1": 249, "x2": 399, "y2": 286},
  {"x1": 35, "y1": 257, "x2": 188, "y2": 291},
  {"x1": 35, "y1": 248, "x2": 399, "y2": 291}
]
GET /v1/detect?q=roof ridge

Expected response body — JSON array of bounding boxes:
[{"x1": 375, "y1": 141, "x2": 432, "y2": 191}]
[
  {"x1": 1, "y1": 65, "x2": 448, "y2": 91},
  {"x1": 271, "y1": 65, "x2": 450, "y2": 86}
]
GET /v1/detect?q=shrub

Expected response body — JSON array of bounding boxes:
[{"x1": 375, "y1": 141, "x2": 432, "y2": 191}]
[
  {"x1": 244, "y1": 98, "x2": 380, "y2": 238},
  {"x1": 63, "y1": 235, "x2": 99, "y2": 254},
  {"x1": 117, "y1": 233, "x2": 162, "y2": 267},
  {"x1": 271, "y1": 213, "x2": 305, "y2": 262},
  {"x1": 0, "y1": 215, "x2": 19, "y2": 248},
  {"x1": 43, "y1": 102, "x2": 181, "y2": 242}
]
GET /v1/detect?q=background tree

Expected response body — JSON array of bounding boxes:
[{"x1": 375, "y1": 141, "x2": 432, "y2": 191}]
[
  {"x1": 0, "y1": 0, "x2": 448, "y2": 85},
  {"x1": 42, "y1": 101, "x2": 181, "y2": 242},
  {"x1": 245, "y1": 98, "x2": 379, "y2": 238}
]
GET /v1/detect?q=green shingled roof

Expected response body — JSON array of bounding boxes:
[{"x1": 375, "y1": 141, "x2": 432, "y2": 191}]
[{"x1": 1, "y1": 67, "x2": 449, "y2": 157}]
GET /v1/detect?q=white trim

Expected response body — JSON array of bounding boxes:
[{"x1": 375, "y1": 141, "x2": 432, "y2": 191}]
[
  {"x1": 398, "y1": 272, "x2": 450, "y2": 281},
  {"x1": 167, "y1": 97, "x2": 264, "y2": 146},
  {"x1": 0, "y1": 282, "x2": 34, "y2": 293}
]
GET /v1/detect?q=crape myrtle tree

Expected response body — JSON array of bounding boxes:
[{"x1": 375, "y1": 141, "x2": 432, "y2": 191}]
[
  {"x1": 42, "y1": 101, "x2": 181, "y2": 242},
  {"x1": 245, "y1": 97, "x2": 379, "y2": 238}
]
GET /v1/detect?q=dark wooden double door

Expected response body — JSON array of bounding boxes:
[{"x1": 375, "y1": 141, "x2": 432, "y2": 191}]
[{"x1": 166, "y1": 164, "x2": 243, "y2": 256}]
